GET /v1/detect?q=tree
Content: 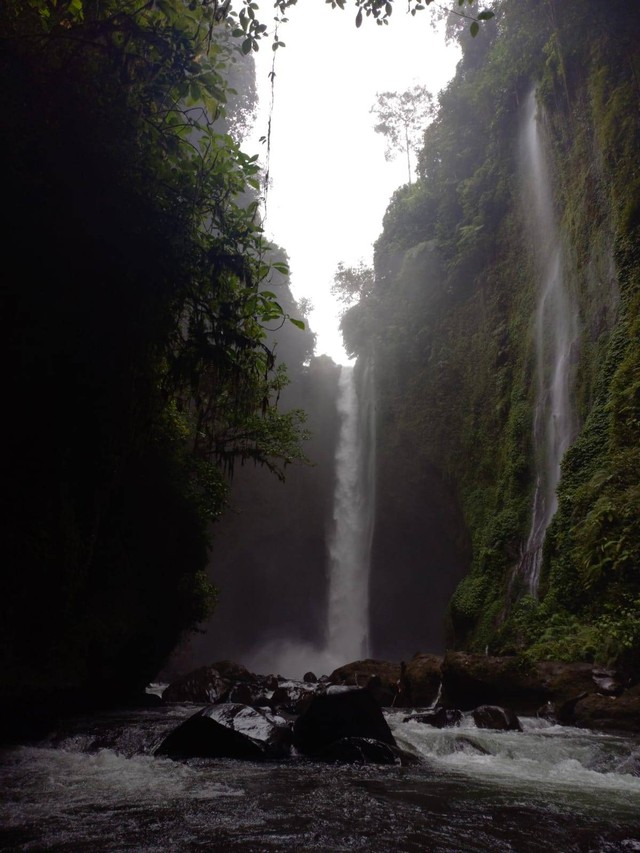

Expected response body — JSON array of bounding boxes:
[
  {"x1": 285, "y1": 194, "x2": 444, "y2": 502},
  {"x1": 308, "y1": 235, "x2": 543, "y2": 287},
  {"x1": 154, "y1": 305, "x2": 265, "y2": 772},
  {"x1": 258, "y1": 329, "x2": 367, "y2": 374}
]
[
  {"x1": 0, "y1": 0, "x2": 309, "y2": 701},
  {"x1": 331, "y1": 261, "x2": 376, "y2": 308},
  {"x1": 231, "y1": 0, "x2": 494, "y2": 53},
  {"x1": 371, "y1": 86, "x2": 435, "y2": 183}
]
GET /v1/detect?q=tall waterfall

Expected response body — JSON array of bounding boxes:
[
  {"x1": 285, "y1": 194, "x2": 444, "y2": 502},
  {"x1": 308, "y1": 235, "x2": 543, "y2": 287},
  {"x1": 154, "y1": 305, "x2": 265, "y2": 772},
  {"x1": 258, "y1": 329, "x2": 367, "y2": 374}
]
[
  {"x1": 241, "y1": 358, "x2": 376, "y2": 679},
  {"x1": 326, "y1": 360, "x2": 376, "y2": 663},
  {"x1": 517, "y1": 90, "x2": 578, "y2": 597}
]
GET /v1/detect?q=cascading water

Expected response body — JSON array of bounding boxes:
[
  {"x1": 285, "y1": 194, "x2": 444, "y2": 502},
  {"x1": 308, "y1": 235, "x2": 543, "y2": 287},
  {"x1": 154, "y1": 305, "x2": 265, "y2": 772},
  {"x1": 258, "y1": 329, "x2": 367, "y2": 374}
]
[
  {"x1": 517, "y1": 90, "x2": 578, "y2": 596},
  {"x1": 325, "y1": 360, "x2": 376, "y2": 665},
  {"x1": 242, "y1": 358, "x2": 376, "y2": 679}
]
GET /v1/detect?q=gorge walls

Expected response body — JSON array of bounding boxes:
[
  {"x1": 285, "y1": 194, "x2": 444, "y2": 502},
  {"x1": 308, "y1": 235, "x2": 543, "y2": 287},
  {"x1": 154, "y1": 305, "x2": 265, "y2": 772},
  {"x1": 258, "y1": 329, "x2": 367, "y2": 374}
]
[{"x1": 344, "y1": 0, "x2": 640, "y2": 666}]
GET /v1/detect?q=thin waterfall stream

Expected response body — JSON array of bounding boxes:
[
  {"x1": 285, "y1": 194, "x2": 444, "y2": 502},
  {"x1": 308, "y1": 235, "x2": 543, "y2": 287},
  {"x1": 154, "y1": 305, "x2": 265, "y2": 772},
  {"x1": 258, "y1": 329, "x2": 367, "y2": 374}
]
[{"x1": 516, "y1": 89, "x2": 579, "y2": 596}]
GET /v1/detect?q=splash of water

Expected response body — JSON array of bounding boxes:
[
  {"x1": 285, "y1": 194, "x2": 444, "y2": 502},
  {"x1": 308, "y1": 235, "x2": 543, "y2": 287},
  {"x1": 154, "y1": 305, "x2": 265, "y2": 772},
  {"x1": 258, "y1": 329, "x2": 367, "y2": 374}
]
[{"x1": 517, "y1": 90, "x2": 578, "y2": 596}]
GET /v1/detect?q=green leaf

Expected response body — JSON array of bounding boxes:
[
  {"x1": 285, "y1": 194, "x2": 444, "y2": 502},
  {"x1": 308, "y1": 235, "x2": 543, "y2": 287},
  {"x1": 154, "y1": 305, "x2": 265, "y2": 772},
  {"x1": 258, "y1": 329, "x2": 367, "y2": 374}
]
[
  {"x1": 355, "y1": 7, "x2": 363, "y2": 27},
  {"x1": 470, "y1": 21, "x2": 479, "y2": 37},
  {"x1": 477, "y1": 10, "x2": 494, "y2": 21},
  {"x1": 289, "y1": 317, "x2": 306, "y2": 330}
]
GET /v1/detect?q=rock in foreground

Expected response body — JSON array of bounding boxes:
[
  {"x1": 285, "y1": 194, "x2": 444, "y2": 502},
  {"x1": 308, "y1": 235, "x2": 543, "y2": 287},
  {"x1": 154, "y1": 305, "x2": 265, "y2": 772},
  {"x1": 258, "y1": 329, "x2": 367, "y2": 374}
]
[
  {"x1": 155, "y1": 703, "x2": 292, "y2": 760},
  {"x1": 293, "y1": 688, "x2": 396, "y2": 757},
  {"x1": 472, "y1": 705, "x2": 522, "y2": 732}
]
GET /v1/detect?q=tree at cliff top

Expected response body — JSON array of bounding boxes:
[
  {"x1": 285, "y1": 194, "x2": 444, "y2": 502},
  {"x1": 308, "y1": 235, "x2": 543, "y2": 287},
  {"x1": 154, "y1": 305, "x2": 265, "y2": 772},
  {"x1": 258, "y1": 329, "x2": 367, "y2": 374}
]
[
  {"x1": 372, "y1": 86, "x2": 435, "y2": 184},
  {"x1": 0, "y1": 0, "x2": 309, "y2": 702}
]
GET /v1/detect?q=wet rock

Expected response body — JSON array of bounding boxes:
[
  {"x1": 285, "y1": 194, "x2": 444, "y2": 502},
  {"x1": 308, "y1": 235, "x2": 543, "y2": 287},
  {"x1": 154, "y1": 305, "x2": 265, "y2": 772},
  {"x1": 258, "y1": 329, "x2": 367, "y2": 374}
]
[
  {"x1": 328, "y1": 657, "x2": 442, "y2": 708},
  {"x1": 536, "y1": 701, "x2": 557, "y2": 723},
  {"x1": 317, "y1": 737, "x2": 408, "y2": 765},
  {"x1": 441, "y1": 652, "x2": 595, "y2": 714},
  {"x1": 570, "y1": 685, "x2": 640, "y2": 733},
  {"x1": 210, "y1": 660, "x2": 254, "y2": 683},
  {"x1": 293, "y1": 688, "x2": 396, "y2": 757},
  {"x1": 265, "y1": 675, "x2": 280, "y2": 691},
  {"x1": 329, "y1": 659, "x2": 400, "y2": 696},
  {"x1": 405, "y1": 654, "x2": 443, "y2": 707},
  {"x1": 556, "y1": 692, "x2": 589, "y2": 725},
  {"x1": 365, "y1": 674, "x2": 395, "y2": 708},
  {"x1": 592, "y1": 668, "x2": 625, "y2": 696},
  {"x1": 228, "y1": 682, "x2": 269, "y2": 707},
  {"x1": 270, "y1": 682, "x2": 317, "y2": 714},
  {"x1": 403, "y1": 708, "x2": 462, "y2": 728},
  {"x1": 155, "y1": 703, "x2": 292, "y2": 760},
  {"x1": 472, "y1": 705, "x2": 522, "y2": 732},
  {"x1": 162, "y1": 666, "x2": 228, "y2": 704},
  {"x1": 303, "y1": 672, "x2": 318, "y2": 683}
]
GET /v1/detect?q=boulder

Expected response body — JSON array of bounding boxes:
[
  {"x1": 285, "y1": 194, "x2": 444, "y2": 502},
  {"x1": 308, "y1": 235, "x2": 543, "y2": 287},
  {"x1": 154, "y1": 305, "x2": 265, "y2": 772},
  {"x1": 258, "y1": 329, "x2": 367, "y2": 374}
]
[
  {"x1": 270, "y1": 682, "x2": 317, "y2": 714},
  {"x1": 317, "y1": 737, "x2": 401, "y2": 765},
  {"x1": 227, "y1": 682, "x2": 269, "y2": 707},
  {"x1": 155, "y1": 703, "x2": 292, "y2": 760},
  {"x1": 210, "y1": 660, "x2": 255, "y2": 683},
  {"x1": 303, "y1": 672, "x2": 318, "y2": 683},
  {"x1": 329, "y1": 659, "x2": 400, "y2": 694},
  {"x1": 404, "y1": 708, "x2": 462, "y2": 728},
  {"x1": 569, "y1": 685, "x2": 640, "y2": 733},
  {"x1": 441, "y1": 653, "x2": 595, "y2": 713},
  {"x1": 162, "y1": 666, "x2": 228, "y2": 704},
  {"x1": 472, "y1": 705, "x2": 522, "y2": 732},
  {"x1": 592, "y1": 668, "x2": 625, "y2": 696},
  {"x1": 405, "y1": 654, "x2": 443, "y2": 707},
  {"x1": 293, "y1": 688, "x2": 396, "y2": 757},
  {"x1": 536, "y1": 701, "x2": 558, "y2": 723},
  {"x1": 556, "y1": 692, "x2": 589, "y2": 725},
  {"x1": 328, "y1": 657, "x2": 442, "y2": 708}
]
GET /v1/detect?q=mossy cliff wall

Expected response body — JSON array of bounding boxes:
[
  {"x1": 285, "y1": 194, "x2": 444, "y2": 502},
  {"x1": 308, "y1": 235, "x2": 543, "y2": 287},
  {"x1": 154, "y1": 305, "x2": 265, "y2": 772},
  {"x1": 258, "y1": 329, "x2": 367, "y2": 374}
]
[{"x1": 347, "y1": 0, "x2": 640, "y2": 665}]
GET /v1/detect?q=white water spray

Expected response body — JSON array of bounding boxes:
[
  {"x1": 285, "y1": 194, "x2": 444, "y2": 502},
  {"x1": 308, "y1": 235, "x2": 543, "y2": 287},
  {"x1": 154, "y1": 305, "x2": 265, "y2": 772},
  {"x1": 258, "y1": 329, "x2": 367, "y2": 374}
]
[
  {"x1": 325, "y1": 360, "x2": 376, "y2": 664},
  {"x1": 517, "y1": 90, "x2": 578, "y2": 596}
]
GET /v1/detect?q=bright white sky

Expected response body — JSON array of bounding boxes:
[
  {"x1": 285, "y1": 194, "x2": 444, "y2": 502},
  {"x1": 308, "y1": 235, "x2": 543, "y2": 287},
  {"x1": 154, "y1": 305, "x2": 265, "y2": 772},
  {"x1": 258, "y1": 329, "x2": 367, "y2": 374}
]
[{"x1": 246, "y1": 3, "x2": 461, "y2": 363}]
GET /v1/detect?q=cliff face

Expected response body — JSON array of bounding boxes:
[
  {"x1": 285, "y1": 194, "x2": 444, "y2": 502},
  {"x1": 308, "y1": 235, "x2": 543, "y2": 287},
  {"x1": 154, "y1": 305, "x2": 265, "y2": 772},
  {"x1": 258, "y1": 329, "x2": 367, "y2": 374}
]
[
  {"x1": 162, "y1": 356, "x2": 341, "y2": 678},
  {"x1": 349, "y1": 0, "x2": 640, "y2": 667}
]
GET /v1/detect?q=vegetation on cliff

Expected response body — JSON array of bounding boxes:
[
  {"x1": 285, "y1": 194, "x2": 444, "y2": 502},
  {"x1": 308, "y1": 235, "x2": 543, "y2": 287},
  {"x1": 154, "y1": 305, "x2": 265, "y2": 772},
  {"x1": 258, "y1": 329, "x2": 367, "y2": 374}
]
[
  {"x1": 344, "y1": 0, "x2": 640, "y2": 669},
  {"x1": 0, "y1": 0, "x2": 310, "y2": 702}
]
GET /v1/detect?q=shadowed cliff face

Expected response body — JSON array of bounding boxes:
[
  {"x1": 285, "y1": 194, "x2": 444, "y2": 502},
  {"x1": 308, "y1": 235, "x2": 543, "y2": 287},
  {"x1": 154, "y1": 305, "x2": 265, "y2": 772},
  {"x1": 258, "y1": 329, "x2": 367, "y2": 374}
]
[
  {"x1": 369, "y1": 451, "x2": 471, "y2": 660},
  {"x1": 163, "y1": 358, "x2": 341, "y2": 679}
]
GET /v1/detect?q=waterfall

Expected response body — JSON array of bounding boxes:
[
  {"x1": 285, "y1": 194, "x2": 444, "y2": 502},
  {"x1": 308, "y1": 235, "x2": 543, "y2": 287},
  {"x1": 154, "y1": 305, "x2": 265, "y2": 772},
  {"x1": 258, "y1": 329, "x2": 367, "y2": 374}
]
[
  {"x1": 241, "y1": 358, "x2": 376, "y2": 679},
  {"x1": 326, "y1": 360, "x2": 376, "y2": 663},
  {"x1": 516, "y1": 90, "x2": 578, "y2": 597}
]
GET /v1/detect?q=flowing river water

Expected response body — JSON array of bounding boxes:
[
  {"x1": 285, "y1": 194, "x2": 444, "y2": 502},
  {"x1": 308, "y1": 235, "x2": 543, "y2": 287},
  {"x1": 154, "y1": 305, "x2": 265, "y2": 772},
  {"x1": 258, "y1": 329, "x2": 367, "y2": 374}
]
[{"x1": 2, "y1": 702, "x2": 640, "y2": 852}]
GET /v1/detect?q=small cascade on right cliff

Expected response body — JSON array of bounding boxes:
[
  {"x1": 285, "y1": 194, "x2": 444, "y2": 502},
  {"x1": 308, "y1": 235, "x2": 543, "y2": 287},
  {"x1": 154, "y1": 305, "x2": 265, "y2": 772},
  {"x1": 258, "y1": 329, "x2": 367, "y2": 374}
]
[{"x1": 516, "y1": 90, "x2": 579, "y2": 597}]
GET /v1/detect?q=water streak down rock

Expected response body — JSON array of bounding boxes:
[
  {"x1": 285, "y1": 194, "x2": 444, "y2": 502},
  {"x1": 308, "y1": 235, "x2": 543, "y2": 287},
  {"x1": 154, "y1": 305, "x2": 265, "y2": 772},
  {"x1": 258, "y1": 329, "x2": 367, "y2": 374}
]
[{"x1": 516, "y1": 90, "x2": 579, "y2": 596}]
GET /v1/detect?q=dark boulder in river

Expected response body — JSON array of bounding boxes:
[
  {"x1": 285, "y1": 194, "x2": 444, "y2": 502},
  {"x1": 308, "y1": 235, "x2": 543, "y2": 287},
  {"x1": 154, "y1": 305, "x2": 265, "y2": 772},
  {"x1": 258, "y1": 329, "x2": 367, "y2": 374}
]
[
  {"x1": 293, "y1": 688, "x2": 396, "y2": 757},
  {"x1": 155, "y1": 703, "x2": 292, "y2": 760},
  {"x1": 317, "y1": 736, "x2": 410, "y2": 765},
  {"x1": 404, "y1": 708, "x2": 463, "y2": 728},
  {"x1": 472, "y1": 705, "x2": 523, "y2": 732}
]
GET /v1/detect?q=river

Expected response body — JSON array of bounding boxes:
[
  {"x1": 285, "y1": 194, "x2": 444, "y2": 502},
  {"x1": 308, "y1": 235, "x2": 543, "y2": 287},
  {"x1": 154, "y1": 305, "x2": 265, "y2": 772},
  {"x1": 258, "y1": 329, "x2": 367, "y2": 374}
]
[{"x1": 2, "y1": 701, "x2": 640, "y2": 851}]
